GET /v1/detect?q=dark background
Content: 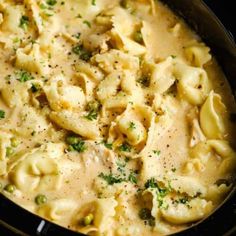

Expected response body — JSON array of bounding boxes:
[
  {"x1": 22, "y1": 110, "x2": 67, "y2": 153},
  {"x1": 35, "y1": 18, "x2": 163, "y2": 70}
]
[
  {"x1": 204, "y1": 0, "x2": 236, "y2": 38},
  {"x1": 0, "y1": 1, "x2": 235, "y2": 236}
]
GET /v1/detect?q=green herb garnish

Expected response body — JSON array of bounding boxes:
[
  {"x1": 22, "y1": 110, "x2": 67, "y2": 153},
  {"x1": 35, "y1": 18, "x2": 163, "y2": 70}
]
[
  {"x1": 31, "y1": 83, "x2": 41, "y2": 93},
  {"x1": 116, "y1": 161, "x2": 126, "y2": 173},
  {"x1": 104, "y1": 142, "x2": 113, "y2": 150},
  {"x1": 139, "y1": 208, "x2": 155, "y2": 227},
  {"x1": 73, "y1": 32, "x2": 81, "y2": 39},
  {"x1": 72, "y1": 44, "x2": 92, "y2": 61},
  {"x1": 153, "y1": 150, "x2": 161, "y2": 156},
  {"x1": 128, "y1": 121, "x2": 136, "y2": 130},
  {"x1": 128, "y1": 171, "x2": 137, "y2": 184},
  {"x1": 6, "y1": 147, "x2": 14, "y2": 157},
  {"x1": 145, "y1": 177, "x2": 158, "y2": 189},
  {"x1": 46, "y1": 0, "x2": 57, "y2": 6},
  {"x1": 119, "y1": 143, "x2": 131, "y2": 152},
  {"x1": 16, "y1": 71, "x2": 34, "y2": 82},
  {"x1": 66, "y1": 136, "x2": 86, "y2": 153},
  {"x1": 84, "y1": 110, "x2": 98, "y2": 121},
  {"x1": 145, "y1": 178, "x2": 168, "y2": 197},
  {"x1": 138, "y1": 75, "x2": 150, "y2": 87},
  {"x1": 83, "y1": 20, "x2": 91, "y2": 28},
  {"x1": 84, "y1": 100, "x2": 101, "y2": 120},
  {"x1": 91, "y1": 0, "x2": 96, "y2": 5},
  {"x1": 0, "y1": 110, "x2": 5, "y2": 119},
  {"x1": 98, "y1": 172, "x2": 126, "y2": 185},
  {"x1": 19, "y1": 16, "x2": 30, "y2": 30},
  {"x1": 144, "y1": 178, "x2": 169, "y2": 208}
]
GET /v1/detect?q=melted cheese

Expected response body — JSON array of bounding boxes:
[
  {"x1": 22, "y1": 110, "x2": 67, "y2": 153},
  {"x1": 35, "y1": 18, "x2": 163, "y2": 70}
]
[{"x1": 0, "y1": 0, "x2": 236, "y2": 235}]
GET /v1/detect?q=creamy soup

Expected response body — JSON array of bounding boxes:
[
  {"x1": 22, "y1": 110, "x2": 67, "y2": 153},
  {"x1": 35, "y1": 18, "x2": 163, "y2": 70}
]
[{"x1": 0, "y1": 0, "x2": 236, "y2": 235}]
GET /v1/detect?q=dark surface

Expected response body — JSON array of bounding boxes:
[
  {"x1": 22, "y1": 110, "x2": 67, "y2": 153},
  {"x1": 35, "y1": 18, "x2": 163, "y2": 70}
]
[
  {"x1": 1, "y1": 1, "x2": 236, "y2": 236},
  {"x1": 203, "y1": 0, "x2": 236, "y2": 39}
]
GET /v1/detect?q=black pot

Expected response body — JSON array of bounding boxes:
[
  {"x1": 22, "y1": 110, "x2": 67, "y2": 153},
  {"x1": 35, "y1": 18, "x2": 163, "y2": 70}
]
[{"x1": 1, "y1": 0, "x2": 236, "y2": 235}]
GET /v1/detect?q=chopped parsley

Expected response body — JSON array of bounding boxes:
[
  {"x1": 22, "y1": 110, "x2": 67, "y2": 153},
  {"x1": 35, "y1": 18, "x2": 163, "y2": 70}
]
[
  {"x1": 139, "y1": 208, "x2": 155, "y2": 227},
  {"x1": 128, "y1": 171, "x2": 137, "y2": 184},
  {"x1": 83, "y1": 20, "x2": 91, "y2": 28},
  {"x1": 171, "y1": 55, "x2": 177, "y2": 59},
  {"x1": 84, "y1": 100, "x2": 101, "y2": 121},
  {"x1": 73, "y1": 32, "x2": 81, "y2": 39},
  {"x1": 66, "y1": 136, "x2": 86, "y2": 153},
  {"x1": 138, "y1": 75, "x2": 150, "y2": 87},
  {"x1": 119, "y1": 143, "x2": 131, "y2": 152},
  {"x1": 31, "y1": 83, "x2": 41, "y2": 93},
  {"x1": 103, "y1": 142, "x2": 113, "y2": 150},
  {"x1": 98, "y1": 173, "x2": 126, "y2": 185},
  {"x1": 116, "y1": 161, "x2": 126, "y2": 173},
  {"x1": 84, "y1": 110, "x2": 98, "y2": 121},
  {"x1": 128, "y1": 121, "x2": 136, "y2": 130},
  {"x1": 0, "y1": 110, "x2": 5, "y2": 119},
  {"x1": 72, "y1": 44, "x2": 92, "y2": 61},
  {"x1": 40, "y1": 3, "x2": 47, "y2": 9},
  {"x1": 144, "y1": 178, "x2": 169, "y2": 208},
  {"x1": 153, "y1": 150, "x2": 161, "y2": 156},
  {"x1": 46, "y1": 0, "x2": 57, "y2": 6},
  {"x1": 145, "y1": 177, "x2": 158, "y2": 189},
  {"x1": 16, "y1": 71, "x2": 34, "y2": 82},
  {"x1": 19, "y1": 16, "x2": 30, "y2": 30},
  {"x1": 91, "y1": 0, "x2": 96, "y2": 5},
  {"x1": 174, "y1": 196, "x2": 191, "y2": 208}
]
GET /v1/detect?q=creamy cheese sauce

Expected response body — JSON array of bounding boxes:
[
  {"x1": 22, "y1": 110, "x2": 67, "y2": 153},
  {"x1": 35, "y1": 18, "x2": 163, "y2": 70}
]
[{"x1": 0, "y1": 0, "x2": 236, "y2": 235}]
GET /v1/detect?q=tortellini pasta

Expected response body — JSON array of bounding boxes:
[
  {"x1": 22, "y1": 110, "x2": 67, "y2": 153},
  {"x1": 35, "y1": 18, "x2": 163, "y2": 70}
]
[
  {"x1": 161, "y1": 198, "x2": 213, "y2": 224},
  {"x1": 15, "y1": 106, "x2": 49, "y2": 137},
  {"x1": 9, "y1": 143, "x2": 63, "y2": 192},
  {"x1": 44, "y1": 75, "x2": 85, "y2": 111},
  {"x1": 1, "y1": 81, "x2": 30, "y2": 108},
  {"x1": 184, "y1": 139, "x2": 236, "y2": 175},
  {"x1": 109, "y1": 7, "x2": 146, "y2": 56},
  {"x1": 169, "y1": 175, "x2": 207, "y2": 197},
  {"x1": 200, "y1": 91, "x2": 227, "y2": 139},
  {"x1": 184, "y1": 42, "x2": 212, "y2": 67},
  {"x1": 75, "y1": 197, "x2": 118, "y2": 235},
  {"x1": 0, "y1": 2, "x2": 24, "y2": 35},
  {"x1": 108, "y1": 104, "x2": 155, "y2": 155},
  {"x1": 148, "y1": 57, "x2": 176, "y2": 94},
  {"x1": 38, "y1": 199, "x2": 77, "y2": 221},
  {"x1": 15, "y1": 43, "x2": 49, "y2": 76},
  {"x1": 0, "y1": 0, "x2": 235, "y2": 235},
  {"x1": 174, "y1": 63, "x2": 211, "y2": 105},
  {"x1": 92, "y1": 49, "x2": 140, "y2": 74},
  {"x1": 97, "y1": 71, "x2": 144, "y2": 109}
]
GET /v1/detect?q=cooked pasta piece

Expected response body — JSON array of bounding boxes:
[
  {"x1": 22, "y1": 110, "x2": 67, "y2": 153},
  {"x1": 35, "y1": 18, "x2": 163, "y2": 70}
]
[
  {"x1": 0, "y1": 0, "x2": 235, "y2": 235},
  {"x1": 49, "y1": 110, "x2": 100, "y2": 140},
  {"x1": 200, "y1": 91, "x2": 227, "y2": 139},
  {"x1": 184, "y1": 42, "x2": 212, "y2": 67}
]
